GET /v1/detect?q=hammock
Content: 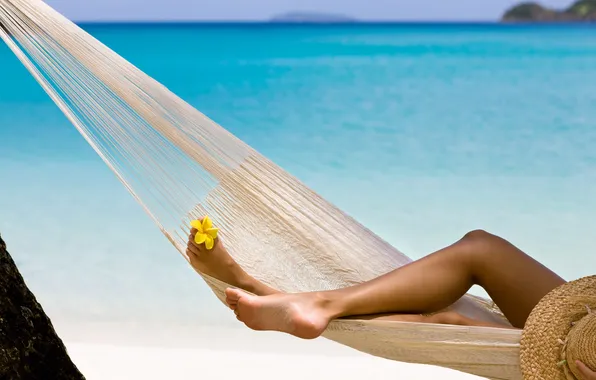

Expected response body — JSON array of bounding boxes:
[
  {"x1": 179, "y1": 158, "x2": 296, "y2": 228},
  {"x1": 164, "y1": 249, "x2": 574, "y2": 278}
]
[{"x1": 0, "y1": 1, "x2": 524, "y2": 379}]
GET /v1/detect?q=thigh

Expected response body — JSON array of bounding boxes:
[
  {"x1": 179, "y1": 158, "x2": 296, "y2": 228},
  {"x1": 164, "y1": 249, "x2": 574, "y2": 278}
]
[{"x1": 469, "y1": 231, "x2": 566, "y2": 328}]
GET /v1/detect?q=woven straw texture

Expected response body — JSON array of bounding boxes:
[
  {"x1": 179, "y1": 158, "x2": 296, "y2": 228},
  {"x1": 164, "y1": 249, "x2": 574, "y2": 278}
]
[{"x1": 520, "y1": 276, "x2": 596, "y2": 380}]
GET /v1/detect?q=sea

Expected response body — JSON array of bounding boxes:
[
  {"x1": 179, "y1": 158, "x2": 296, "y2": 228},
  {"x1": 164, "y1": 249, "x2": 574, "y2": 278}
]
[{"x1": 1, "y1": 23, "x2": 596, "y2": 347}]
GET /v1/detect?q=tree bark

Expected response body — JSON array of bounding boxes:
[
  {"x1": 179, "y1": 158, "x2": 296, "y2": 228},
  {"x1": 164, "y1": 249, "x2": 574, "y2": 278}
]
[{"x1": 0, "y1": 234, "x2": 85, "y2": 379}]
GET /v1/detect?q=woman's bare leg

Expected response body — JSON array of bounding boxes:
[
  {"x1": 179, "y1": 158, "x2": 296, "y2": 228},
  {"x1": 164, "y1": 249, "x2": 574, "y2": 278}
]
[
  {"x1": 185, "y1": 237, "x2": 499, "y2": 328},
  {"x1": 187, "y1": 228, "x2": 565, "y2": 338},
  {"x1": 343, "y1": 311, "x2": 506, "y2": 328}
]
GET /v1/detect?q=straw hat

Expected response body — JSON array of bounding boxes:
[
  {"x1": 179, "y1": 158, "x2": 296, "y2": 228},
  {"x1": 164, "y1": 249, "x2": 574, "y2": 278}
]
[{"x1": 520, "y1": 275, "x2": 596, "y2": 380}]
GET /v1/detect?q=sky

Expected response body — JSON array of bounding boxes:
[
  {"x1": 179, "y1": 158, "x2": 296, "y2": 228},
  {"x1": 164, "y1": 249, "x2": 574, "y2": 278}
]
[{"x1": 46, "y1": 0, "x2": 575, "y2": 22}]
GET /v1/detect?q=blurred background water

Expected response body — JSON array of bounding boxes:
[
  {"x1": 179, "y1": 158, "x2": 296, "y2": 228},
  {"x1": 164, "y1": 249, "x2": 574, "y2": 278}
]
[{"x1": 1, "y1": 23, "x2": 595, "y2": 344}]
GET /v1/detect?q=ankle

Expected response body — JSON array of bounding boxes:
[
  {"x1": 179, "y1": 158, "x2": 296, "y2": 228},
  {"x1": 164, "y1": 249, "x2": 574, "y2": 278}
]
[
  {"x1": 312, "y1": 291, "x2": 346, "y2": 319},
  {"x1": 235, "y1": 271, "x2": 256, "y2": 292}
]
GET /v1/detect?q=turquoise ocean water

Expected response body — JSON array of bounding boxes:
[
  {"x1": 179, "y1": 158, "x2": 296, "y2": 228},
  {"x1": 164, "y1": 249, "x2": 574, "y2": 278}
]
[{"x1": 1, "y1": 23, "x2": 596, "y2": 344}]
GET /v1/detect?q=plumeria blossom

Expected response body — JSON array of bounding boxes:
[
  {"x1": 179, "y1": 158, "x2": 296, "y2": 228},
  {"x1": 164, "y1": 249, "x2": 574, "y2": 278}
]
[{"x1": 190, "y1": 216, "x2": 219, "y2": 250}]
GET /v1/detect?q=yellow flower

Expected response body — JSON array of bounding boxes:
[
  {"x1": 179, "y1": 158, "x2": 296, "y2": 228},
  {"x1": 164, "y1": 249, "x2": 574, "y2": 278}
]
[{"x1": 190, "y1": 216, "x2": 219, "y2": 250}]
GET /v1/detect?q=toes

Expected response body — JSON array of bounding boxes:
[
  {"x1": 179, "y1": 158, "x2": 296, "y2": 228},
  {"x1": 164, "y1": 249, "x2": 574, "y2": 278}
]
[
  {"x1": 186, "y1": 247, "x2": 198, "y2": 259},
  {"x1": 188, "y1": 229, "x2": 205, "y2": 249},
  {"x1": 233, "y1": 307, "x2": 242, "y2": 322},
  {"x1": 187, "y1": 242, "x2": 200, "y2": 256},
  {"x1": 188, "y1": 237, "x2": 203, "y2": 250},
  {"x1": 225, "y1": 287, "x2": 244, "y2": 302},
  {"x1": 225, "y1": 288, "x2": 243, "y2": 310},
  {"x1": 188, "y1": 229, "x2": 197, "y2": 243},
  {"x1": 186, "y1": 243, "x2": 202, "y2": 263},
  {"x1": 226, "y1": 296, "x2": 238, "y2": 309},
  {"x1": 187, "y1": 239, "x2": 198, "y2": 251}
]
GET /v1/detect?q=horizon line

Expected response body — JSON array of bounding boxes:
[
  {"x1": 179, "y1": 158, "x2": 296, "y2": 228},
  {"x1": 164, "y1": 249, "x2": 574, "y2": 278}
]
[
  {"x1": 72, "y1": 20, "x2": 596, "y2": 26},
  {"x1": 75, "y1": 19, "x2": 500, "y2": 24}
]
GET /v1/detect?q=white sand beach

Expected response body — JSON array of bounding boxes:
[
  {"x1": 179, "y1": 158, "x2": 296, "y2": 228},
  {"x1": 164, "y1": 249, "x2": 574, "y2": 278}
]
[
  {"x1": 63, "y1": 325, "x2": 483, "y2": 380},
  {"x1": 66, "y1": 342, "x2": 481, "y2": 380}
]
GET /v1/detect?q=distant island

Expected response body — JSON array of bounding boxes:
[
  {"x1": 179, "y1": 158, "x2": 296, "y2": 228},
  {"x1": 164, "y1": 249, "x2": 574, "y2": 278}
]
[
  {"x1": 502, "y1": 0, "x2": 596, "y2": 22},
  {"x1": 269, "y1": 11, "x2": 356, "y2": 23}
]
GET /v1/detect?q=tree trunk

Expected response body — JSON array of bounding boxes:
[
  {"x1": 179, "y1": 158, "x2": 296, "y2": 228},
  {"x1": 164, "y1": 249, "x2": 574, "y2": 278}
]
[{"x1": 0, "y1": 233, "x2": 85, "y2": 379}]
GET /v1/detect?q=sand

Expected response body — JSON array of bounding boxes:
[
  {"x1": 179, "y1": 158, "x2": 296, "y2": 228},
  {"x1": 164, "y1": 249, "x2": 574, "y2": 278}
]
[
  {"x1": 64, "y1": 325, "x2": 483, "y2": 380},
  {"x1": 67, "y1": 343, "x2": 484, "y2": 380}
]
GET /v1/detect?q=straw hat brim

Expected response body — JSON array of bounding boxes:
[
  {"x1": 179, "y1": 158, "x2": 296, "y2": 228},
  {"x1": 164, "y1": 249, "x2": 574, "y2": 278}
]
[{"x1": 520, "y1": 275, "x2": 596, "y2": 380}]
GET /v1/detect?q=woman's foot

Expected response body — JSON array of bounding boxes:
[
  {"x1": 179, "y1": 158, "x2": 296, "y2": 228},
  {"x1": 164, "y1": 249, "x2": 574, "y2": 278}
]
[
  {"x1": 186, "y1": 227, "x2": 249, "y2": 289},
  {"x1": 225, "y1": 288, "x2": 334, "y2": 339},
  {"x1": 187, "y1": 224, "x2": 279, "y2": 296}
]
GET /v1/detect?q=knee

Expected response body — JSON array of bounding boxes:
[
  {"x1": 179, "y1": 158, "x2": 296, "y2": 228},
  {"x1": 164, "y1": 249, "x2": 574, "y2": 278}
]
[
  {"x1": 462, "y1": 229, "x2": 494, "y2": 242},
  {"x1": 461, "y1": 229, "x2": 508, "y2": 250},
  {"x1": 458, "y1": 229, "x2": 503, "y2": 264},
  {"x1": 459, "y1": 229, "x2": 512, "y2": 272}
]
